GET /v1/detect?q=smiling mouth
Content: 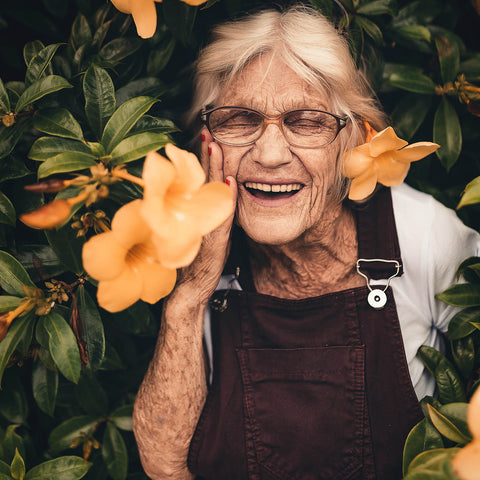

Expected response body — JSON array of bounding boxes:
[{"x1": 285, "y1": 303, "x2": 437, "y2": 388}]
[{"x1": 244, "y1": 181, "x2": 304, "y2": 200}]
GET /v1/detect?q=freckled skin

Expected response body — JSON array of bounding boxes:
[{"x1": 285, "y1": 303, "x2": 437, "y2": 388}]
[{"x1": 132, "y1": 53, "x2": 363, "y2": 479}]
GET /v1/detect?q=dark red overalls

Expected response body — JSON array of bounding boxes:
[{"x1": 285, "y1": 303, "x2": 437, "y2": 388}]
[{"x1": 188, "y1": 188, "x2": 423, "y2": 479}]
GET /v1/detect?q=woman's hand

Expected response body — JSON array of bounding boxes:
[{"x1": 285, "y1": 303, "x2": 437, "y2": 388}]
[{"x1": 175, "y1": 129, "x2": 237, "y2": 304}]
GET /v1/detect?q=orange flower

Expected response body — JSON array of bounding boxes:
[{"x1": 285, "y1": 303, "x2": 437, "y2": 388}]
[
  {"x1": 452, "y1": 388, "x2": 480, "y2": 480},
  {"x1": 82, "y1": 199, "x2": 176, "y2": 313},
  {"x1": 141, "y1": 143, "x2": 233, "y2": 268},
  {"x1": 343, "y1": 124, "x2": 440, "y2": 201},
  {"x1": 111, "y1": 0, "x2": 207, "y2": 39},
  {"x1": 0, "y1": 300, "x2": 34, "y2": 342}
]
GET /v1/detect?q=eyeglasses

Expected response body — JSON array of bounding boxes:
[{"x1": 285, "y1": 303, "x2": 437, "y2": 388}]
[{"x1": 201, "y1": 106, "x2": 348, "y2": 148}]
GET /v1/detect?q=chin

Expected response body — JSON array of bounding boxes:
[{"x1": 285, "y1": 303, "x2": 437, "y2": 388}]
[{"x1": 240, "y1": 219, "x2": 305, "y2": 246}]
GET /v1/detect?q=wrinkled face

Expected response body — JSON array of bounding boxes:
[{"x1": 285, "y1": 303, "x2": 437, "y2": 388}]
[{"x1": 217, "y1": 53, "x2": 342, "y2": 246}]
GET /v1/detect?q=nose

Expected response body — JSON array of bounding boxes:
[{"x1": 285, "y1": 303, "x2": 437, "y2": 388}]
[{"x1": 252, "y1": 123, "x2": 292, "y2": 168}]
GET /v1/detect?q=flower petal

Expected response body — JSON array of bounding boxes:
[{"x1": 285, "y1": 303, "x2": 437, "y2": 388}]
[
  {"x1": 375, "y1": 153, "x2": 410, "y2": 186},
  {"x1": 137, "y1": 260, "x2": 177, "y2": 304},
  {"x1": 82, "y1": 232, "x2": 127, "y2": 281},
  {"x1": 153, "y1": 233, "x2": 202, "y2": 269},
  {"x1": 97, "y1": 266, "x2": 142, "y2": 313},
  {"x1": 143, "y1": 150, "x2": 176, "y2": 199},
  {"x1": 452, "y1": 442, "x2": 480, "y2": 480},
  {"x1": 393, "y1": 142, "x2": 440, "y2": 164},
  {"x1": 181, "y1": 0, "x2": 207, "y2": 5},
  {"x1": 131, "y1": 0, "x2": 158, "y2": 39},
  {"x1": 348, "y1": 167, "x2": 377, "y2": 201},
  {"x1": 110, "y1": 0, "x2": 133, "y2": 13},
  {"x1": 343, "y1": 144, "x2": 373, "y2": 178},
  {"x1": 111, "y1": 200, "x2": 152, "y2": 249},
  {"x1": 165, "y1": 143, "x2": 206, "y2": 195},
  {"x1": 369, "y1": 127, "x2": 408, "y2": 157}
]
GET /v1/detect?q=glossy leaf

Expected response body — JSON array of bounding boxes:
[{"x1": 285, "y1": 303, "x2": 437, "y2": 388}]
[
  {"x1": 98, "y1": 37, "x2": 142, "y2": 64},
  {"x1": 0, "y1": 78, "x2": 11, "y2": 113},
  {"x1": 91, "y1": 19, "x2": 112, "y2": 49},
  {"x1": 0, "y1": 315, "x2": 32, "y2": 387},
  {"x1": 455, "y1": 256, "x2": 480, "y2": 282},
  {"x1": 436, "y1": 284, "x2": 480, "y2": 307},
  {"x1": 0, "y1": 460, "x2": 10, "y2": 475},
  {"x1": 24, "y1": 456, "x2": 91, "y2": 480},
  {"x1": 460, "y1": 54, "x2": 480, "y2": 81},
  {"x1": 116, "y1": 78, "x2": 167, "y2": 106},
  {"x1": 0, "y1": 120, "x2": 31, "y2": 160},
  {"x1": 146, "y1": 37, "x2": 176, "y2": 76},
  {"x1": 83, "y1": 64, "x2": 115, "y2": 140},
  {"x1": 32, "y1": 360, "x2": 58, "y2": 417},
  {"x1": 110, "y1": 405, "x2": 133, "y2": 431},
  {"x1": 0, "y1": 296, "x2": 21, "y2": 313},
  {"x1": 110, "y1": 132, "x2": 169, "y2": 165},
  {"x1": 162, "y1": 0, "x2": 197, "y2": 46},
  {"x1": 427, "y1": 404, "x2": 470, "y2": 444},
  {"x1": 10, "y1": 449, "x2": 25, "y2": 480},
  {"x1": 391, "y1": 94, "x2": 432, "y2": 141},
  {"x1": 354, "y1": 16, "x2": 383, "y2": 44},
  {"x1": 33, "y1": 108, "x2": 84, "y2": 141},
  {"x1": 75, "y1": 374, "x2": 108, "y2": 416},
  {"x1": 28, "y1": 137, "x2": 92, "y2": 161},
  {"x1": 391, "y1": 24, "x2": 431, "y2": 42},
  {"x1": 23, "y1": 40, "x2": 45, "y2": 67},
  {"x1": 70, "y1": 14, "x2": 92, "y2": 50},
  {"x1": 1, "y1": 425, "x2": 25, "y2": 465},
  {"x1": 0, "y1": 371, "x2": 28, "y2": 425},
  {"x1": 16, "y1": 313, "x2": 35, "y2": 357},
  {"x1": 448, "y1": 307, "x2": 480, "y2": 340},
  {"x1": 357, "y1": 1, "x2": 394, "y2": 16},
  {"x1": 435, "y1": 35, "x2": 460, "y2": 83},
  {"x1": 101, "y1": 96, "x2": 158, "y2": 154},
  {"x1": 407, "y1": 447, "x2": 459, "y2": 475},
  {"x1": 458, "y1": 176, "x2": 480, "y2": 209},
  {"x1": 77, "y1": 286, "x2": 105, "y2": 371},
  {"x1": 25, "y1": 43, "x2": 62, "y2": 87},
  {"x1": 45, "y1": 226, "x2": 85, "y2": 275},
  {"x1": 102, "y1": 423, "x2": 127, "y2": 480},
  {"x1": 433, "y1": 98, "x2": 462, "y2": 171},
  {"x1": 37, "y1": 152, "x2": 96, "y2": 179},
  {"x1": 129, "y1": 116, "x2": 178, "y2": 136},
  {"x1": 389, "y1": 71, "x2": 436, "y2": 94},
  {"x1": 0, "y1": 191, "x2": 16, "y2": 226},
  {"x1": 48, "y1": 416, "x2": 99, "y2": 455},
  {"x1": 0, "y1": 251, "x2": 36, "y2": 296},
  {"x1": 451, "y1": 336, "x2": 475, "y2": 379},
  {"x1": 41, "y1": 312, "x2": 81, "y2": 384},
  {"x1": 418, "y1": 346, "x2": 466, "y2": 403}
]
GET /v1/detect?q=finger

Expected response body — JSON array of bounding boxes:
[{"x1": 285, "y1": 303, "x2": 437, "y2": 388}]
[
  {"x1": 215, "y1": 175, "x2": 238, "y2": 234},
  {"x1": 208, "y1": 141, "x2": 224, "y2": 183},
  {"x1": 200, "y1": 128, "x2": 213, "y2": 175}
]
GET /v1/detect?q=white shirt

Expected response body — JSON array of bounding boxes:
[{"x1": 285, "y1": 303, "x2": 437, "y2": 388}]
[{"x1": 204, "y1": 183, "x2": 480, "y2": 400}]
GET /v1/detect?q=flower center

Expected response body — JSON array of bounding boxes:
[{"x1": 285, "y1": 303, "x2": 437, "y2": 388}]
[{"x1": 126, "y1": 242, "x2": 157, "y2": 266}]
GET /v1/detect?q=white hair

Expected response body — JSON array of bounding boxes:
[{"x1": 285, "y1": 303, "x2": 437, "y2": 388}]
[{"x1": 189, "y1": 4, "x2": 387, "y2": 199}]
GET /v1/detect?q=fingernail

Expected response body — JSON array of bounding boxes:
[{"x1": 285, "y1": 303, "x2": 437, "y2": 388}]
[
  {"x1": 208, "y1": 145, "x2": 212, "y2": 156},
  {"x1": 201, "y1": 132, "x2": 206, "y2": 142},
  {"x1": 225, "y1": 178, "x2": 231, "y2": 186}
]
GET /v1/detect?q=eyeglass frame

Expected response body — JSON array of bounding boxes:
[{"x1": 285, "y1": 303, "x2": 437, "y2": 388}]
[{"x1": 200, "y1": 106, "x2": 349, "y2": 148}]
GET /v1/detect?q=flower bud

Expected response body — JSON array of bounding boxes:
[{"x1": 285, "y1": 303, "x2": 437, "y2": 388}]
[
  {"x1": 24, "y1": 179, "x2": 70, "y2": 193},
  {"x1": 20, "y1": 200, "x2": 73, "y2": 229}
]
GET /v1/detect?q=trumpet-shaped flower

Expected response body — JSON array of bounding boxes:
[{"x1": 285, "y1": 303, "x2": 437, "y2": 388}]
[
  {"x1": 452, "y1": 388, "x2": 480, "y2": 480},
  {"x1": 111, "y1": 0, "x2": 207, "y2": 39},
  {"x1": 82, "y1": 199, "x2": 176, "y2": 313},
  {"x1": 141, "y1": 143, "x2": 233, "y2": 269},
  {"x1": 343, "y1": 124, "x2": 440, "y2": 201}
]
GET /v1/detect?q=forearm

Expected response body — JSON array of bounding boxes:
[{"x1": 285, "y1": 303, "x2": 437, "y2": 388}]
[{"x1": 133, "y1": 286, "x2": 208, "y2": 479}]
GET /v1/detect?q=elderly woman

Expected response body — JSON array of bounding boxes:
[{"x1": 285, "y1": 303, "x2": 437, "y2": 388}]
[{"x1": 132, "y1": 5, "x2": 480, "y2": 480}]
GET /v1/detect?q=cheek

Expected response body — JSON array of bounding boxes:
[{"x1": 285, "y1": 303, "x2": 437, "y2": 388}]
[{"x1": 221, "y1": 147, "x2": 243, "y2": 177}]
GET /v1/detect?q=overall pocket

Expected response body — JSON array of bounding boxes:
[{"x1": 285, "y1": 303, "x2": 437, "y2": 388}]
[{"x1": 236, "y1": 346, "x2": 365, "y2": 480}]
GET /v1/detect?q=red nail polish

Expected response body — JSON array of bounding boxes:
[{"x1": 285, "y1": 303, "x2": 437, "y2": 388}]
[
  {"x1": 208, "y1": 146, "x2": 212, "y2": 155},
  {"x1": 225, "y1": 178, "x2": 231, "y2": 186},
  {"x1": 201, "y1": 133, "x2": 206, "y2": 142}
]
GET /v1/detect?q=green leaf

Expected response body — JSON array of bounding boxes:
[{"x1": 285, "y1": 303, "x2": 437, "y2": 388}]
[
  {"x1": 37, "y1": 152, "x2": 96, "y2": 179},
  {"x1": 162, "y1": 0, "x2": 197, "y2": 46},
  {"x1": 456, "y1": 256, "x2": 480, "y2": 282},
  {"x1": 0, "y1": 459, "x2": 10, "y2": 475},
  {"x1": 1, "y1": 425, "x2": 25, "y2": 465},
  {"x1": 41, "y1": 312, "x2": 81, "y2": 384},
  {"x1": 436, "y1": 284, "x2": 480, "y2": 307},
  {"x1": 83, "y1": 64, "x2": 116, "y2": 140},
  {"x1": 77, "y1": 286, "x2": 105, "y2": 371},
  {"x1": 407, "y1": 447, "x2": 460, "y2": 475},
  {"x1": 15, "y1": 76, "x2": 72, "y2": 113},
  {"x1": 25, "y1": 456, "x2": 91, "y2": 480},
  {"x1": 146, "y1": 37, "x2": 176, "y2": 76},
  {"x1": 91, "y1": 20, "x2": 112, "y2": 49},
  {"x1": 357, "y1": 0, "x2": 394, "y2": 16},
  {"x1": 0, "y1": 78, "x2": 11, "y2": 113},
  {"x1": 427, "y1": 404, "x2": 470, "y2": 444},
  {"x1": 451, "y1": 336, "x2": 475, "y2": 379},
  {"x1": 102, "y1": 423, "x2": 127, "y2": 480},
  {"x1": 354, "y1": 16, "x2": 383, "y2": 44},
  {"x1": 101, "y1": 96, "x2": 158, "y2": 154},
  {"x1": 391, "y1": 24, "x2": 431, "y2": 42},
  {"x1": 23, "y1": 41, "x2": 45, "y2": 67},
  {"x1": 418, "y1": 345, "x2": 466, "y2": 403},
  {"x1": 0, "y1": 191, "x2": 16, "y2": 226},
  {"x1": 433, "y1": 98, "x2": 462, "y2": 171},
  {"x1": 110, "y1": 132, "x2": 169, "y2": 165},
  {"x1": 70, "y1": 14, "x2": 92, "y2": 50},
  {"x1": 308, "y1": 0, "x2": 334, "y2": 18},
  {"x1": 45, "y1": 226, "x2": 84, "y2": 275},
  {"x1": 116, "y1": 78, "x2": 167, "y2": 107},
  {"x1": 458, "y1": 176, "x2": 480, "y2": 209},
  {"x1": 0, "y1": 251, "x2": 36, "y2": 296},
  {"x1": 75, "y1": 373, "x2": 108, "y2": 416},
  {"x1": 0, "y1": 315, "x2": 32, "y2": 387},
  {"x1": 33, "y1": 108, "x2": 85, "y2": 141},
  {"x1": 448, "y1": 307, "x2": 480, "y2": 339},
  {"x1": 460, "y1": 54, "x2": 480, "y2": 82},
  {"x1": 110, "y1": 405, "x2": 133, "y2": 431},
  {"x1": 389, "y1": 71, "x2": 436, "y2": 94},
  {"x1": 48, "y1": 416, "x2": 98, "y2": 455},
  {"x1": 28, "y1": 137, "x2": 92, "y2": 161},
  {"x1": 10, "y1": 449, "x2": 25, "y2": 480},
  {"x1": 0, "y1": 296, "x2": 21, "y2": 313},
  {"x1": 25, "y1": 44, "x2": 62, "y2": 87},
  {"x1": 435, "y1": 35, "x2": 460, "y2": 83},
  {"x1": 97, "y1": 341, "x2": 125, "y2": 371},
  {"x1": 0, "y1": 370, "x2": 28, "y2": 424},
  {"x1": 98, "y1": 37, "x2": 142, "y2": 65},
  {"x1": 32, "y1": 360, "x2": 58, "y2": 417},
  {"x1": 0, "y1": 120, "x2": 31, "y2": 160},
  {"x1": 129, "y1": 116, "x2": 178, "y2": 136},
  {"x1": 391, "y1": 94, "x2": 432, "y2": 141}
]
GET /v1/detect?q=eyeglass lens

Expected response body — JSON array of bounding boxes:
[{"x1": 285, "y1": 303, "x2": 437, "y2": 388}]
[{"x1": 207, "y1": 108, "x2": 341, "y2": 147}]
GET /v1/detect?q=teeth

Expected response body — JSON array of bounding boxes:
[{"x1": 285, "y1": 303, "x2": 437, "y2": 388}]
[{"x1": 244, "y1": 182, "x2": 302, "y2": 192}]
